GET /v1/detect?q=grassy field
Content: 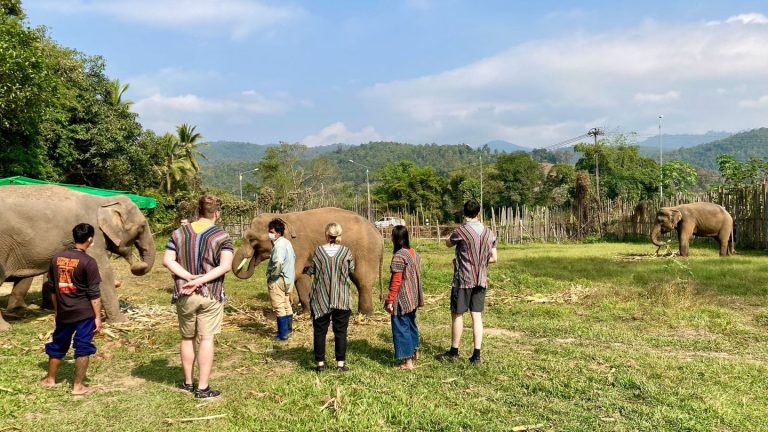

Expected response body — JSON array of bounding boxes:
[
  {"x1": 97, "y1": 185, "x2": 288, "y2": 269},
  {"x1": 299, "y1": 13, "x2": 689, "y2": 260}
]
[{"x1": 1, "y1": 240, "x2": 768, "y2": 431}]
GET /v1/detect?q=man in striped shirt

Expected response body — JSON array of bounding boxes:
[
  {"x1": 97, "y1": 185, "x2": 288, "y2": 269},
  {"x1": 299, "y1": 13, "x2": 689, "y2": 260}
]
[
  {"x1": 439, "y1": 199, "x2": 497, "y2": 365},
  {"x1": 163, "y1": 195, "x2": 233, "y2": 398}
]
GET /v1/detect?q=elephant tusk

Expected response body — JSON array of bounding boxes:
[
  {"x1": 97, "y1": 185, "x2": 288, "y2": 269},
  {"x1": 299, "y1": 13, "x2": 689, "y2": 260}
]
[{"x1": 236, "y1": 257, "x2": 251, "y2": 272}]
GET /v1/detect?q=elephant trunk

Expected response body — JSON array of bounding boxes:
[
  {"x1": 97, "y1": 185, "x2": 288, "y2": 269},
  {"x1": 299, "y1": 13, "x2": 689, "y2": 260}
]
[
  {"x1": 650, "y1": 224, "x2": 665, "y2": 247},
  {"x1": 130, "y1": 223, "x2": 156, "y2": 276},
  {"x1": 233, "y1": 245, "x2": 257, "y2": 279}
]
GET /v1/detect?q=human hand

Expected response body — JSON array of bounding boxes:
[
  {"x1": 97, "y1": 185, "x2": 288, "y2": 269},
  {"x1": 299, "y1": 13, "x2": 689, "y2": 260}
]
[
  {"x1": 94, "y1": 317, "x2": 103, "y2": 333},
  {"x1": 180, "y1": 280, "x2": 201, "y2": 295},
  {"x1": 384, "y1": 303, "x2": 394, "y2": 315}
]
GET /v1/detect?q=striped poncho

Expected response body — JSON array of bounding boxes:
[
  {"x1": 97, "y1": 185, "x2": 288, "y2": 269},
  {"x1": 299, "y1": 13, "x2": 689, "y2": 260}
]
[
  {"x1": 449, "y1": 220, "x2": 496, "y2": 289},
  {"x1": 307, "y1": 244, "x2": 355, "y2": 318},
  {"x1": 389, "y1": 248, "x2": 423, "y2": 314},
  {"x1": 166, "y1": 223, "x2": 233, "y2": 303}
]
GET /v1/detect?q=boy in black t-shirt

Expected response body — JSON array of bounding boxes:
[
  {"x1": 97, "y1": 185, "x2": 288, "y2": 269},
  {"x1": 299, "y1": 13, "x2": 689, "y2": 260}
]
[{"x1": 41, "y1": 223, "x2": 102, "y2": 396}]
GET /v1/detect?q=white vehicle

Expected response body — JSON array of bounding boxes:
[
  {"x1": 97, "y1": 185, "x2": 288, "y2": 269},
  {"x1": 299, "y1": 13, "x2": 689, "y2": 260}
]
[{"x1": 374, "y1": 216, "x2": 406, "y2": 228}]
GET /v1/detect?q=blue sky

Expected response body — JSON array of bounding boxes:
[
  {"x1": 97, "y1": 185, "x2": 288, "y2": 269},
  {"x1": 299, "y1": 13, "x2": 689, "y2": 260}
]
[{"x1": 26, "y1": 0, "x2": 768, "y2": 147}]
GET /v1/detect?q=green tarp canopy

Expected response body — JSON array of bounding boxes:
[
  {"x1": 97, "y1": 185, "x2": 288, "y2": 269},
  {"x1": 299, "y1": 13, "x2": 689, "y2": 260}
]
[{"x1": 0, "y1": 176, "x2": 157, "y2": 209}]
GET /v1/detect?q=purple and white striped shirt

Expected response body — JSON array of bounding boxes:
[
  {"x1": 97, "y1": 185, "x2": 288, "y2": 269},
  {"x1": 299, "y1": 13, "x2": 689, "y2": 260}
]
[{"x1": 448, "y1": 219, "x2": 496, "y2": 289}]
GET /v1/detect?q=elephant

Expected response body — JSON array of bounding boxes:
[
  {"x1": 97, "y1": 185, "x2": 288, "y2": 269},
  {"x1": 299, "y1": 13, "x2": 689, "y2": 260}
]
[
  {"x1": 650, "y1": 202, "x2": 734, "y2": 257},
  {"x1": 0, "y1": 185, "x2": 156, "y2": 330},
  {"x1": 233, "y1": 207, "x2": 383, "y2": 315}
]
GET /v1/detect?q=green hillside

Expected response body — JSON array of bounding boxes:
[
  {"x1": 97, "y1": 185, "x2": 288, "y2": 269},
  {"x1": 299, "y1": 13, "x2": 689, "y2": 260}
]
[
  {"x1": 665, "y1": 128, "x2": 768, "y2": 170},
  {"x1": 201, "y1": 141, "x2": 494, "y2": 195}
]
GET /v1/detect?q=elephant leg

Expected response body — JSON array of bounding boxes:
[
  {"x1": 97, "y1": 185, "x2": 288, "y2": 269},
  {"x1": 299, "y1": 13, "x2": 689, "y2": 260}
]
[
  {"x1": 678, "y1": 226, "x2": 693, "y2": 257},
  {"x1": 294, "y1": 275, "x2": 311, "y2": 314},
  {"x1": 7, "y1": 277, "x2": 34, "y2": 310},
  {"x1": 94, "y1": 256, "x2": 126, "y2": 322},
  {"x1": 718, "y1": 235, "x2": 729, "y2": 257},
  {"x1": 0, "y1": 276, "x2": 9, "y2": 331},
  {"x1": 356, "y1": 277, "x2": 374, "y2": 316}
]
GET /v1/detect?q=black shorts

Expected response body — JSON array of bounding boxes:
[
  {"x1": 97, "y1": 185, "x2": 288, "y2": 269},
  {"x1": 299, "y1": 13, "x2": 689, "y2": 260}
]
[{"x1": 450, "y1": 286, "x2": 486, "y2": 313}]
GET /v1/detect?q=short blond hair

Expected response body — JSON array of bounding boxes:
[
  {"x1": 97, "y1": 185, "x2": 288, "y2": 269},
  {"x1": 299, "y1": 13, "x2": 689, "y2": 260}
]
[
  {"x1": 197, "y1": 194, "x2": 222, "y2": 219},
  {"x1": 325, "y1": 222, "x2": 342, "y2": 242}
]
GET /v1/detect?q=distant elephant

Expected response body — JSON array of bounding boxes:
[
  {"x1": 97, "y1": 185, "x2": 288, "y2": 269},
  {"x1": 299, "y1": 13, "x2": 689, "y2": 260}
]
[
  {"x1": 0, "y1": 185, "x2": 156, "y2": 330},
  {"x1": 233, "y1": 208, "x2": 383, "y2": 315},
  {"x1": 651, "y1": 202, "x2": 734, "y2": 257}
]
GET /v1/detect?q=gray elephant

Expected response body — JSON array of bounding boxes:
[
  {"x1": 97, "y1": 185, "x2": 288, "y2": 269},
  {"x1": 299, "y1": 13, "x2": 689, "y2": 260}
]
[
  {"x1": 233, "y1": 208, "x2": 383, "y2": 315},
  {"x1": 0, "y1": 185, "x2": 155, "y2": 330},
  {"x1": 650, "y1": 202, "x2": 734, "y2": 257}
]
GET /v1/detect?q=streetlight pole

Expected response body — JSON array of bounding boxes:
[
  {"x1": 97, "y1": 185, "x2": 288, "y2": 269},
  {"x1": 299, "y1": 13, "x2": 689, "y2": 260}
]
[
  {"x1": 658, "y1": 115, "x2": 664, "y2": 202},
  {"x1": 348, "y1": 160, "x2": 372, "y2": 221},
  {"x1": 479, "y1": 155, "x2": 484, "y2": 222},
  {"x1": 238, "y1": 168, "x2": 259, "y2": 201}
]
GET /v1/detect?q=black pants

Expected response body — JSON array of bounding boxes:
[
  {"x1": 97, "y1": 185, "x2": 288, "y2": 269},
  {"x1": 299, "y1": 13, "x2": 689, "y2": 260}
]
[{"x1": 313, "y1": 309, "x2": 351, "y2": 362}]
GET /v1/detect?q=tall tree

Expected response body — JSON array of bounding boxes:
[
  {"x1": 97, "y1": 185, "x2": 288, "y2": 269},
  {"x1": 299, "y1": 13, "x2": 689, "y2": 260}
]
[
  {"x1": 1, "y1": 0, "x2": 24, "y2": 18},
  {"x1": 0, "y1": 14, "x2": 50, "y2": 177},
  {"x1": 159, "y1": 133, "x2": 196, "y2": 195},
  {"x1": 492, "y1": 153, "x2": 543, "y2": 207},
  {"x1": 176, "y1": 123, "x2": 207, "y2": 172},
  {"x1": 108, "y1": 79, "x2": 132, "y2": 109}
]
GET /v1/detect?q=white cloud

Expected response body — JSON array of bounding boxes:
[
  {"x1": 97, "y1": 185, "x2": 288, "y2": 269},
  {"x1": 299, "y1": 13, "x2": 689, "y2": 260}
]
[
  {"x1": 726, "y1": 13, "x2": 768, "y2": 25},
  {"x1": 133, "y1": 91, "x2": 299, "y2": 133},
  {"x1": 739, "y1": 95, "x2": 768, "y2": 108},
  {"x1": 302, "y1": 122, "x2": 381, "y2": 147},
  {"x1": 126, "y1": 68, "x2": 220, "y2": 98},
  {"x1": 362, "y1": 15, "x2": 768, "y2": 146},
  {"x1": 633, "y1": 91, "x2": 681, "y2": 104},
  {"x1": 37, "y1": 0, "x2": 304, "y2": 38}
]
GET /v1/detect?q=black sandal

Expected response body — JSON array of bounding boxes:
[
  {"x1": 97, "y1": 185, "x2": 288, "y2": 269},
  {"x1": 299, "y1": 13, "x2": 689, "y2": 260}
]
[
  {"x1": 315, "y1": 364, "x2": 326, "y2": 373},
  {"x1": 178, "y1": 382, "x2": 194, "y2": 393},
  {"x1": 194, "y1": 386, "x2": 221, "y2": 399},
  {"x1": 337, "y1": 364, "x2": 350, "y2": 372}
]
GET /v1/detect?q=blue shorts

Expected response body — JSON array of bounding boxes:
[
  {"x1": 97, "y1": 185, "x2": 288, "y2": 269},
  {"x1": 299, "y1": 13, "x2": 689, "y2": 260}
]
[{"x1": 45, "y1": 317, "x2": 97, "y2": 359}]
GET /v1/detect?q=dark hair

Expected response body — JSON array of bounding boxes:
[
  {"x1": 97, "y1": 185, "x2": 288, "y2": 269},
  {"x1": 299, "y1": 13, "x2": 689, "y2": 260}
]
[
  {"x1": 463, "y1": 199, "x2": 481, "y2": 218},
  {"x1": 391, "y1": 225, "x2": 410, "y2": 253},
  {"x1": 268, "y1": 219, "x2": 285, "y2": 236},
  {"x1": 198, "y1": 194, "x2": 222, "y2": 219},
  {"x1": 72, "y1": 223, "x2": 95, "y2": 244}
]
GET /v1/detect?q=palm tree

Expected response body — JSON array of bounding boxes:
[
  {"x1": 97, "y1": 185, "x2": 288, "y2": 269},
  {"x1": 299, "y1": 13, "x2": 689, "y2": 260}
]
[
  {"x1": 109, "y1": 79, "x2": 133, "y2": 109},
  {"x1": 159, "y1": 133, "x2": 195, "y2": 195},
  {"x1": 176, "y1": 123, "x2": 207, "y2": 171}
]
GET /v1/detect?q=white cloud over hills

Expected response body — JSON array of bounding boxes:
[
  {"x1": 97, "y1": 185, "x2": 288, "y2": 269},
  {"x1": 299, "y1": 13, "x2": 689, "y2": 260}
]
[
  {"x1": 363, "y1": 13, "x2": 768, "y2": 147},
  {"x1": 302, "y1": 122, "x2": 381, "y2": 147}
]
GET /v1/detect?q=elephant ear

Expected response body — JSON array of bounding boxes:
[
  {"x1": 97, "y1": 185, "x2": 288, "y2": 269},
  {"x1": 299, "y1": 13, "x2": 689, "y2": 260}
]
[
  {"x1": 670, "y1": 209, "x2": 683, "y2": 226},
  {"x1": 98, "y1": 202, "x2": 125, "y2": 247},
  {"x1": 278, "y1": 218, "x2": 297, "y2": 239}
]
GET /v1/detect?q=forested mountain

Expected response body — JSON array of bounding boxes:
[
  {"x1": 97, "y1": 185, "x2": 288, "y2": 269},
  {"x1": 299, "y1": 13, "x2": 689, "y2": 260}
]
[
  {"x1": 480, "y1": 140, "x2": 530, "y2": 153},
  {"x1": 665, "y1": 128, "x2": 768, "y2": 170},
  {"x1": 201, "y1": 141, "x2": 350, "y2": 165},
  {"x1": 637, "y1": 131, "x2": 732, "y2": 150},
  {"x1": 201, "y1": 141, "x2": 493, "y2": 195}
]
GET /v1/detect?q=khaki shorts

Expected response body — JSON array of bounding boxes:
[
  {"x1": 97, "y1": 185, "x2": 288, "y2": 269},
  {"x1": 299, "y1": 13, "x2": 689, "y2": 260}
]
[{"x1": 176, "y1": 293, "x2": 224, "y2": 338}]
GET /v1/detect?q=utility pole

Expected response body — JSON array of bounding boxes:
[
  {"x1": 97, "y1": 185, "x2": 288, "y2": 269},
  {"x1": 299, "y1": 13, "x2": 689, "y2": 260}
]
[
  {"x1": 479, "y1": 155, "x2": 484, "y2": 222},
  {"x1": 348, "y1": 160, "x2": 372, "y2": 221},
  {"x1": 238, "y1": 168, "x2": 259, "y2": 201},
  {"x1": 658, "y1": 115, "x2": 664, "y2": 202},
  {"x1": 587, "y1": 127, "x2": 605, "y2": 199}
]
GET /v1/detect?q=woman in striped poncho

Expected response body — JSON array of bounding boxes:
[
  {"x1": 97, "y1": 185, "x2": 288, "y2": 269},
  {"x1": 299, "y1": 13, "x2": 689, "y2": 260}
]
[
  {"x1": 306, "y1": 223, "x2": 355, "y2": 372},
  {"x1": 384, "y1": 225, "x2": 423, "y2": 369}
]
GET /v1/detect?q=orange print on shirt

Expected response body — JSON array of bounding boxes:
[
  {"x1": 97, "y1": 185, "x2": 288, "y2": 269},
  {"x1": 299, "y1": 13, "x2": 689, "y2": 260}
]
[{"x1": 56, "y1": 257, "x2": 80, "y2": 294}]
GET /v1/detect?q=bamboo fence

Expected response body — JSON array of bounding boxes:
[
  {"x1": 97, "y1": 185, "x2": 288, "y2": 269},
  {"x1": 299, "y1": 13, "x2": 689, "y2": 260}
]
[{"x1": 220, "y1": 183, "x2": 768, "y2": 249}]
